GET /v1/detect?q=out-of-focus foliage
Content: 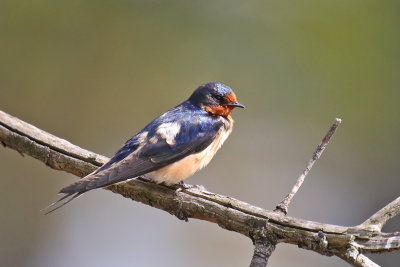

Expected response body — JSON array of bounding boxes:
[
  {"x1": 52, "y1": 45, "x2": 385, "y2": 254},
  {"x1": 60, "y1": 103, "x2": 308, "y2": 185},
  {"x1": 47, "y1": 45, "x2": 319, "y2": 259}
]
[{"x1": 1, "y1": 1, "x2": 399, "y2": 266}]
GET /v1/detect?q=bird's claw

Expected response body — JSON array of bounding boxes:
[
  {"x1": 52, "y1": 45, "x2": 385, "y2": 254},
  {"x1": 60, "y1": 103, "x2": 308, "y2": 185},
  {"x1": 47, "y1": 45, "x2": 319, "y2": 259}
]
[
  {"x1": 175, "y1": 209, "x2": 189, "y2": 222},
  {"x1": 176, "y1": 181, "x2": 206, "y2": 192}
]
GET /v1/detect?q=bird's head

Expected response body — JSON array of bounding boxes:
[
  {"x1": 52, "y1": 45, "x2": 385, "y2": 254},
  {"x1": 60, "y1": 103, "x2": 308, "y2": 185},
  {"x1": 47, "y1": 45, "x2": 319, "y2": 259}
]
[{"x1": 189, "y1": 82, "x2": 244, "y2": 117}]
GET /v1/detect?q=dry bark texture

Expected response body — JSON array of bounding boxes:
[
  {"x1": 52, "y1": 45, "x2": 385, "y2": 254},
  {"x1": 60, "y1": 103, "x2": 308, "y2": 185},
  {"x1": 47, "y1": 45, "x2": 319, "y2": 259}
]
[{"x1": 1, "y1": 110, "x2": 399, "y2": 267}]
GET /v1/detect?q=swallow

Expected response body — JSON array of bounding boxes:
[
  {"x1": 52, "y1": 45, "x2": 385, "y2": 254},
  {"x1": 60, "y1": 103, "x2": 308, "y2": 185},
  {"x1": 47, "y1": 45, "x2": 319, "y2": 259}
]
[{"x1": 45, "y1": 82, "x2": 244, "y2": 213}]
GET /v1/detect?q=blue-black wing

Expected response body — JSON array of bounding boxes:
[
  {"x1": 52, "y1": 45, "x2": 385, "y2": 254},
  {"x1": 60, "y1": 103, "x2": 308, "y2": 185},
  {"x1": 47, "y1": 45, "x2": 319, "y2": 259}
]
[{"x1": 59, "y1": 108, "x2": 224, "y2": 195}]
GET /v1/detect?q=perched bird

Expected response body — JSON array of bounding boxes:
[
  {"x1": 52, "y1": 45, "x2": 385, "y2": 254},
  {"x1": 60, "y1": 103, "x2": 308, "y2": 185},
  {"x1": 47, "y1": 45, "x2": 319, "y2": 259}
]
[{"x1": 45, "y1": 82, "x2": 244, "y2": 213}]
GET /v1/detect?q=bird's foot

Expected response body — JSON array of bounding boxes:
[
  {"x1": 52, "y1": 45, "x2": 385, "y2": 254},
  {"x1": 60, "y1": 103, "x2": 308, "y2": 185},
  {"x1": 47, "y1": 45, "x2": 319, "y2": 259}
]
[
  {"x1": 176, "y1": 181, "x2": 206, "y2": 192},
  {"x1": 175, "y1": 208, "x2": 189, "y2": 222},
  {"x1": 173, "y1": 187, "x2": 189, "y2": 222},
  {"x1": 173, "y1": 182, "x2": 206, "y2": 221}
]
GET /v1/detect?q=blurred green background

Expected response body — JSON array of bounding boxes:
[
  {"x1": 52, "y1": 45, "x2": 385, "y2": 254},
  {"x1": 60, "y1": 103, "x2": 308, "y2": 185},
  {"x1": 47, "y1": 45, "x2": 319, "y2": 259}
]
[{"x1": 1, "y1": 1, "x2": 399, "y2": 266}]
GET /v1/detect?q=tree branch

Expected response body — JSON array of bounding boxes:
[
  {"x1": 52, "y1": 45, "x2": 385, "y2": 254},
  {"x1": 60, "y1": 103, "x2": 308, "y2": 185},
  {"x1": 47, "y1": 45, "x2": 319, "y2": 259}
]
[
  {"x1": 249, "y1": 238, "x2": 276, "y2": 267},
  {"x1": 275, "y1": 118, "x2": 342, "y2": 215},
  {"x1": 1, "y1": 110, "x2": 399, "y2": 267},
  {"x1": 338, "y1": 246, "x2": 380, "y2": 267},
  {"x1": 355, "y1": 196, "x2": 400, "y2": 232}
]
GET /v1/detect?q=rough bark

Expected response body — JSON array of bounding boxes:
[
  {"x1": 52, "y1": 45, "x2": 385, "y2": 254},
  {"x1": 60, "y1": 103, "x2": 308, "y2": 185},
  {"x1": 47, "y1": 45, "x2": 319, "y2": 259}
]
[{"x1": 1, "y1": 110, "x2": 399, "y2": 267}]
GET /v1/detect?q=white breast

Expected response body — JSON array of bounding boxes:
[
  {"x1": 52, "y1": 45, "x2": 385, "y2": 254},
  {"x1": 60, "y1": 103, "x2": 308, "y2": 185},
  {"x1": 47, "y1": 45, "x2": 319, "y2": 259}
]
[{"x1": 146, "y1": 118, "x2": 233, "y2": 185}]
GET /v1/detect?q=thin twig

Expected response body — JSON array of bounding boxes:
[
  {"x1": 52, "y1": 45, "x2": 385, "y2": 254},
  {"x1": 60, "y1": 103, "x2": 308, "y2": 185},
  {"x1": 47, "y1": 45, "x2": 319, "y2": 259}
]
[
  {"x1": 3, "y1": 110, "x2": 400, "y2": 267},
  {"x1": 339, "y1": 246, "x2": 380, "y2": 267},
  {"x1": 356, "y1": 196, "x2": 400, "y2": 232},
  {"x1": 275, "y1": 118, "x2": 342, "y2": 215}
]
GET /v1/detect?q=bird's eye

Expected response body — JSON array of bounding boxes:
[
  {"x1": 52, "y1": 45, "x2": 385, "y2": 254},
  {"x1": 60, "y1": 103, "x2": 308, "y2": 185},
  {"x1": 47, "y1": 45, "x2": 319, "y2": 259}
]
[{"x1": 215, "y1": 95, "x2": 224, "y2": 101}]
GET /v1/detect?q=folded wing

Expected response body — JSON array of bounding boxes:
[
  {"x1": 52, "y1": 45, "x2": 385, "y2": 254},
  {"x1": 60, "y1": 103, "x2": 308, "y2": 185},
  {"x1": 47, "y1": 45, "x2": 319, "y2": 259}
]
[{"x1": 59, "y1": 114, "x2": 224, "y2": 195}]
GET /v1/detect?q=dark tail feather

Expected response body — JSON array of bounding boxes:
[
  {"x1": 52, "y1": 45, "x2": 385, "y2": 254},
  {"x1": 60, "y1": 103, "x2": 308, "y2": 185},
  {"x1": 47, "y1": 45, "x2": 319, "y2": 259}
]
[{"x1": 42, "y1": 192, "x2": 84, "y2": 215}]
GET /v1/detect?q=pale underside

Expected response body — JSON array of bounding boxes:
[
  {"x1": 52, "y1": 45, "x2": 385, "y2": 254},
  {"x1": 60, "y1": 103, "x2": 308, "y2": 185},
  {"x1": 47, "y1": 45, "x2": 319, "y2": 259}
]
[{"x1": 145, "y1": 118, "x2": 233, "y2": 185}]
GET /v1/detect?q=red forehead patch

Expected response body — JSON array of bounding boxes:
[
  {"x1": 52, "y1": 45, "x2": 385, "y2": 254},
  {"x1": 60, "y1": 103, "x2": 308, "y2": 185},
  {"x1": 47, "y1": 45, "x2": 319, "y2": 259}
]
[{"x1": 224, "y1": 93, "x2": 237, "y2": 103}]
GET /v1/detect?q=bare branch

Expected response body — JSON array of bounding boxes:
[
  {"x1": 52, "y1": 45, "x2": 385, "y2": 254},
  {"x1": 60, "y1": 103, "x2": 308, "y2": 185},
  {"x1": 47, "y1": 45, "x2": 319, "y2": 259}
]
[
  {"x1": 249, "y1": 227, "x2": 277, "y2": 267},
  {"x1": 249, "y1": 238, "x2": 276, "y2": 267},
  {"x1": 1, "y1": 110, "x2": 398, "y2": 267},
  {"x1": 351, "y1": 233, "x2": 400, "y2": 253},
  {"x1": 356, "y1": 196, "x2": 400, "y2": 232},
  {"x1": 338, "y1": 246, "x2": 380, "y2": 267},
  {"x1": 0, "y1": 110, "x2": 107, "y2": 177},
  {"x1": 275, "y1": 118, "x2": 342, "y2": 215}
]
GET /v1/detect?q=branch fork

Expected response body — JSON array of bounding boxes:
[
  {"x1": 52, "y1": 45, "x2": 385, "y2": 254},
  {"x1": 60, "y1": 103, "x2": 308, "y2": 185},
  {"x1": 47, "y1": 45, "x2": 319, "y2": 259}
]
[{"x1": 1, "y1": 110, "x2": 399, "y2": 267}]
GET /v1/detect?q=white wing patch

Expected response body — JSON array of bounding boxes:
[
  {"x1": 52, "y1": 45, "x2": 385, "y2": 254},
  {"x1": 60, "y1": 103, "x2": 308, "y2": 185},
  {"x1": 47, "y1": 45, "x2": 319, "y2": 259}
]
[
  {"x1": 137, "y1": 131, "x2": 148, "y2": 143},
  {"x1": 156, "y1": 122, "x2": 181, "y2": 146},
  {"x1": 149, "y1": 136, "x2": 158, "y2": 144}
]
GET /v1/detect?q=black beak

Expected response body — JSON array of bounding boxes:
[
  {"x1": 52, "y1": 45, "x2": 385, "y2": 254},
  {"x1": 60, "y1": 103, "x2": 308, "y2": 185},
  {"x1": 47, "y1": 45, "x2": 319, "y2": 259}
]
[{"x1": 226, "y1": 102, "x2": 245, "y2": 108}]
